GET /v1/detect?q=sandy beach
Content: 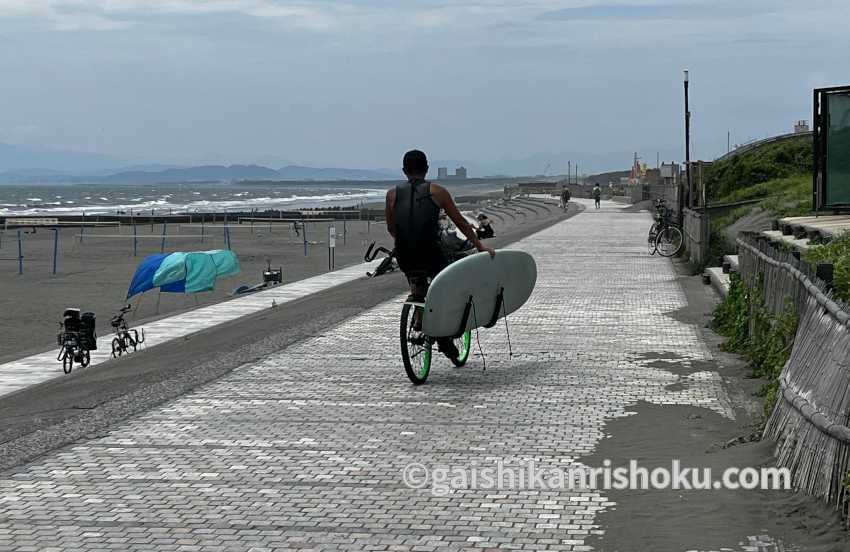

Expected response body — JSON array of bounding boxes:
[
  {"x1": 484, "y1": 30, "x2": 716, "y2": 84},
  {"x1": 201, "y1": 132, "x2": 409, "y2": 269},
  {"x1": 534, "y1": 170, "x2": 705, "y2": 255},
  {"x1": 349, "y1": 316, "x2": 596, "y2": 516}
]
[{"x1": 0, "y1": 192, "x2": 560, "y2": 362}]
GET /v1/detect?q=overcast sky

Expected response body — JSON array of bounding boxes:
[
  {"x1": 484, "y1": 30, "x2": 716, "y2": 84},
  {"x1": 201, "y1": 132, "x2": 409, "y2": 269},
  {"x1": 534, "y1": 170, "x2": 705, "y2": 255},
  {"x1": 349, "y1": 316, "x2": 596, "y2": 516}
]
[{"x1": 0, "y1": 0, "x2": 848, "y2": 172}]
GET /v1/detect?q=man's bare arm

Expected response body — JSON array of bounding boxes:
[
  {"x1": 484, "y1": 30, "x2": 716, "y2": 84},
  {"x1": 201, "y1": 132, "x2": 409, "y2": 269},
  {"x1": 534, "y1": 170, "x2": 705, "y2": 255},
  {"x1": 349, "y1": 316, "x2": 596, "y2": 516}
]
[
  {"x1": 385, "y1": 188, "x2": 396, "y2": 238},
  {"x1": 431, "y1": 184, "x2": 495, "y2": 257}
]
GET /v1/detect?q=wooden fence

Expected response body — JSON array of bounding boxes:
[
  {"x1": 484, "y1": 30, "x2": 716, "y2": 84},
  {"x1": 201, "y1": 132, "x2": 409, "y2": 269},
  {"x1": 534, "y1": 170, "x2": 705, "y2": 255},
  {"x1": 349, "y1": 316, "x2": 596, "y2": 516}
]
[{"x1": 737, "y1": 232, "x2": 850, "y2": 515}]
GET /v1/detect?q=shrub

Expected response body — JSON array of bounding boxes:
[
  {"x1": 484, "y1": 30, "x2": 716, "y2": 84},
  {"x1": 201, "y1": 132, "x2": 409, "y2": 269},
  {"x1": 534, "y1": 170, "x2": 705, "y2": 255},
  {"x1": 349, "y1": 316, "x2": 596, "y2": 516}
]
[
  {"x1": 712, "y1": 274, "x2": 797, "y2": 419},
  {"x1": 805, "y1": 232, "x2": 850, "y2": 303}
]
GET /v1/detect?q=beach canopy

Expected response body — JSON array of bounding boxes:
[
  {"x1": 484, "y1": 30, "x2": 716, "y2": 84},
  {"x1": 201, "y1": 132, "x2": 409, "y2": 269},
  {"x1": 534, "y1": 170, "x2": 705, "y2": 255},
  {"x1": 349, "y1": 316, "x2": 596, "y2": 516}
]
[{"x1": 127, "y1": 250, "x2": 241, "y2": 298}]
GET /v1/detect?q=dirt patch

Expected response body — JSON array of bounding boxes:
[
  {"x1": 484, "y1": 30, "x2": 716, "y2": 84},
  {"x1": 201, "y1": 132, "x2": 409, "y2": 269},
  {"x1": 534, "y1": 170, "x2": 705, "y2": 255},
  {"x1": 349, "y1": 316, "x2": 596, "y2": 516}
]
[{"x1": 584, "y1": 402, "x2": 848, "y2": 552}]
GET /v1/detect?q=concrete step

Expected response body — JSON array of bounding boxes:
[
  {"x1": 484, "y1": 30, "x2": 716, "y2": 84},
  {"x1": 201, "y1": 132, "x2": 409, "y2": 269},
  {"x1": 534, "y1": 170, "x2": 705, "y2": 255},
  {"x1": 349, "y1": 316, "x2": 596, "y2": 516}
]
[
  {"x1": 705, "y1": 266, "x2": 730, "y2": 298},
  {"x1": 722, "y1": 254, "x2": 739, "y2": 274}
]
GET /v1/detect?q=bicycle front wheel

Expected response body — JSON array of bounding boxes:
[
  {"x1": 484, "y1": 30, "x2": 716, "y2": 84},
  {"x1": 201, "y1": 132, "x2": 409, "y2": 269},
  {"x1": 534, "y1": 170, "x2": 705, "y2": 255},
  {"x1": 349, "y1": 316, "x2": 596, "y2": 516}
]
[
  {"x1": 647, "y1": 222, "x2": 661, "y2": 255},
  {"x1": 451, "y1": 330, "x2": 472, "y2": 367},
  {"x1": 62, "y1": 351, "x2": 73, "y2": 374},
  {"x1": 656, "y1": 226, "x2": 684, "y2": 257},
  {"x1": 112, "y1": 337, "x2": 123, "y2": 358},
  {"x1": 400, "y1": 303, "x2": 432, "y2": 385}
]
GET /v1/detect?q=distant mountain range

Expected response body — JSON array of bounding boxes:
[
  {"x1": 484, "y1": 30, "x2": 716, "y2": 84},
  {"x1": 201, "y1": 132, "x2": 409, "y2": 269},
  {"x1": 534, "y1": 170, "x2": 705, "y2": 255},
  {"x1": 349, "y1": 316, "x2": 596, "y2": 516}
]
[
  {"x1": 0, "y1": 140, "x2": 681, "y2": 184},
  {"x1": 0, "y1": 161, "x2": 398, "y2": 186}
]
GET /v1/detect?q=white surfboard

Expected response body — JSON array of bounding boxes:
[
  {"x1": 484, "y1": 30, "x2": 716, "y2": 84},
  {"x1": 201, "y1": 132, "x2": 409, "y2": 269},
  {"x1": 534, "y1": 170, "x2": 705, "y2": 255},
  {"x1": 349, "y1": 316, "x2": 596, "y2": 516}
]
[{"x1": 422, "y1": 250, "x2": 537, "y2": 338}]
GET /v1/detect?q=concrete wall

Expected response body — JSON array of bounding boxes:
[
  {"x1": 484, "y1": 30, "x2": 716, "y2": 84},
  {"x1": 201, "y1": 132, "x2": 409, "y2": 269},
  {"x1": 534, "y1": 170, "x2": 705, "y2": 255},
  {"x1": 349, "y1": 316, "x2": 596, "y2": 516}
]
[
  {"x1": 633, "y1": 184, "x2": 678, "y2": 211},
  {"x1": 682, "y1": 207, "x2": 710, "y2": 266}
]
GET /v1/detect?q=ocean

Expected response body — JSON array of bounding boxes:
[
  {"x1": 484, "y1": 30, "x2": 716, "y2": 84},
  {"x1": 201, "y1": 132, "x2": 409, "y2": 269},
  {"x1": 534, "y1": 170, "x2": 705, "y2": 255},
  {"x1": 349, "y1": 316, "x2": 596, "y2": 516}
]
[{"x1": 0, "y1": 182, "x2": 391, "y2": 216}]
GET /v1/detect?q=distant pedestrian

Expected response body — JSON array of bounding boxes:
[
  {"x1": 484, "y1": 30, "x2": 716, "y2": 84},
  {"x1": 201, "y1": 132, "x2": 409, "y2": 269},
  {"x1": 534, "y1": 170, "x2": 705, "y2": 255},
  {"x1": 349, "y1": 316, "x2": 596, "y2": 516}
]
[
  {"x1": 592, "y1": 183, "x2": 602, "y2": 209},
  {"x1": 560, "y1": 188, "x2": 571, "y2": 211}
]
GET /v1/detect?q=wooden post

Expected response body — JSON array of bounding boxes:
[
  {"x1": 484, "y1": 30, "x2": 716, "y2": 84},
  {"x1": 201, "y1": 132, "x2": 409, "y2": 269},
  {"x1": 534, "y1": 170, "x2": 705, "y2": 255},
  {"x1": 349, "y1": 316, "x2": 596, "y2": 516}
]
[
  {"x1": 133, "y1": 223, "x2": 138, "y2": 257},
  {"x1": 52, "y1": 228, "x2": 58, "y2": 275},
  {"x1": 17, "y1": 230, "x2": 23, "y2": 275}
]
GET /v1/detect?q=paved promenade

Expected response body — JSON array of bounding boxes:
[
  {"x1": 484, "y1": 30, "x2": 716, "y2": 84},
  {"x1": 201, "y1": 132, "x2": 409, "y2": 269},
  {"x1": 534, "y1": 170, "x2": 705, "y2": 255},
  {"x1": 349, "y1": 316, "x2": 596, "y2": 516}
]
[
  {"x1": 0, "y1": 201, "x2": 746, "y2": 550},
  {"x1": 0, "y1": 259, "x2": 379, "y2": 399}
]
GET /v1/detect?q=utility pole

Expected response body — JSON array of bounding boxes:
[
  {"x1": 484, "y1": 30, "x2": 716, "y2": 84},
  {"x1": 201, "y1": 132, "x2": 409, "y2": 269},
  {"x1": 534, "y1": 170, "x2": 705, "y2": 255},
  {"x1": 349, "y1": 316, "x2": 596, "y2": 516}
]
[
  {"x1": 568, "y1": 161, "x2": 571, "y2": 185},
  {"x1": 727, "y1": 131, "x2": 731, "y2": 153},
  {"x1": 683, "y1": 70, "x2": 691, "y2": 219}
]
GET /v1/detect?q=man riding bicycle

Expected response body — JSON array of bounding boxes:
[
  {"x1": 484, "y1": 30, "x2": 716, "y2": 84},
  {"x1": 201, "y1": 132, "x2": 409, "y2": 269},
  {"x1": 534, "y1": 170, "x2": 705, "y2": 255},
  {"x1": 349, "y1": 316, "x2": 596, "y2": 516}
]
[{"x1": 385, "y1": 149, "x2": 495, "y2": 360}]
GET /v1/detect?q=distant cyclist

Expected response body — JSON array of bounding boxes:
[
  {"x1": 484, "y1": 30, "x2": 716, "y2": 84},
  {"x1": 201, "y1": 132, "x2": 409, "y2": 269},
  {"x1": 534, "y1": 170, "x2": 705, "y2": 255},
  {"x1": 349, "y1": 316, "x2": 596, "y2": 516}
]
[{"x1": 385, "y1": 149, "x2": 495, "y2": 360}]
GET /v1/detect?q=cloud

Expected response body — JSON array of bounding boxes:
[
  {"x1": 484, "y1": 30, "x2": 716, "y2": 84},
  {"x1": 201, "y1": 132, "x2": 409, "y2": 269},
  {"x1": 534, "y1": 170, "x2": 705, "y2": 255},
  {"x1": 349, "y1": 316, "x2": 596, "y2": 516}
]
[
  {"x1": 539, "y1": 0, "x2": 781, "y2": 21},
  {"x1": 0, "y1": 0, "x2": 342, "y2": 31}
]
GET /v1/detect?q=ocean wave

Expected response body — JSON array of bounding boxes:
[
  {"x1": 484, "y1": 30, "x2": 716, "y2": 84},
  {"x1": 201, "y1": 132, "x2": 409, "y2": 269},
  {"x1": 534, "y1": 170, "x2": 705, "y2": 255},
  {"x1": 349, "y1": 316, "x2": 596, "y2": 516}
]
[{"x1": 0, "y1": 187, "x2": 386, "y2": 216}]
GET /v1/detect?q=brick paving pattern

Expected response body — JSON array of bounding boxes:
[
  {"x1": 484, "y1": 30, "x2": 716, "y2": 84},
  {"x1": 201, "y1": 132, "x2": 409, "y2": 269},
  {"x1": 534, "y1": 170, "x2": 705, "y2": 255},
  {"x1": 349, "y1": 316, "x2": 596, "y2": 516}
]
[{"x1": 0, "y1": 201, "x2": 755, "y2": 551}]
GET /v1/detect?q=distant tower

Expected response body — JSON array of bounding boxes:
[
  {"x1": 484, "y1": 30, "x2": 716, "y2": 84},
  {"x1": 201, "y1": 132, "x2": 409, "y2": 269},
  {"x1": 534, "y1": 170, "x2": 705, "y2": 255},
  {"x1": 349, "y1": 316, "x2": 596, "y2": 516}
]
[
  {"x1": 794, "y1": 120, "x2": 810, "y2": 134},
  {"x1": 455, "y1": 166, "x2": 467, "y2": 179},
  {"x1": 437, "y1": 167, "x2": 449, "y2": 180}
]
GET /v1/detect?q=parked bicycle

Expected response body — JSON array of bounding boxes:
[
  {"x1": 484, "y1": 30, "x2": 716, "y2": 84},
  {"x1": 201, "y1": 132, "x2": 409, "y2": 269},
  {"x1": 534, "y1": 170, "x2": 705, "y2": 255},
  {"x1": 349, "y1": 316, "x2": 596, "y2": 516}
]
[
  {"x1": 110, "y1": 304, "x2": 145, "y2": 357},
  {"x1": 57, "y1": 308, "x2": 96, "y2": 373},
  {"x1": 648, "y1": 199, "x2": 684, "y2": 257},
  {"x1": 364, "y1": 241, "x2": 399, "y2": 278}
]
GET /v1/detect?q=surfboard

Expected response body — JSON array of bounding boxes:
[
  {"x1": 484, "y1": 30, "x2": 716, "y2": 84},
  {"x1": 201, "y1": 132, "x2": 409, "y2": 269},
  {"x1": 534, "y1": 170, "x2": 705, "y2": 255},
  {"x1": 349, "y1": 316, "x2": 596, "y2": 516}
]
[{"x1": 422, "y1": 250, "x2": 537, "y2": 338}]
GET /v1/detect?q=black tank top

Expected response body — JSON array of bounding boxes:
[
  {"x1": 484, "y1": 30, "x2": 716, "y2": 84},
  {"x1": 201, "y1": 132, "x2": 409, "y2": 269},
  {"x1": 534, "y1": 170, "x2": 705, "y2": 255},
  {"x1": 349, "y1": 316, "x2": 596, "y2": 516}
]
[{"x1": 393, "y1": 179, "x2": 441, "y2": 263}]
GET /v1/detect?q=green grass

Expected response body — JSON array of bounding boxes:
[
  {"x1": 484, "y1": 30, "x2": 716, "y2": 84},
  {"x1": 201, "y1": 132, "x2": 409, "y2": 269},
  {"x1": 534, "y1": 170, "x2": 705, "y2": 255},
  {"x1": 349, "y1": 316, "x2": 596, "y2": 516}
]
[
  {"x1": 805, "y1": 233, "x2": 850, "y2": 303},
  {"x1": 707, "y1": 135, "x2": 812, "y2": 202},
  {"x1": 705, "y1": 136, "x2": 813, "y2": 262},
  {"x1": 712, "y1": 274, "x2": 798, "y2": 420},
  {"x1": 713, "y1": 174, "x2": 809, "y2": 206}
]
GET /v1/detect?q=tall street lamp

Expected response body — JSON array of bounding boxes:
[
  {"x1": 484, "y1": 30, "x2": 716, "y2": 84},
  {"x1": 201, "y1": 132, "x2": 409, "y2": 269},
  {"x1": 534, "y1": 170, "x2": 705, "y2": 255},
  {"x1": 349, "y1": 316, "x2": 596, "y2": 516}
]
[{"x1": 684, "y1": 70, "x2": 691, "y2": 211}]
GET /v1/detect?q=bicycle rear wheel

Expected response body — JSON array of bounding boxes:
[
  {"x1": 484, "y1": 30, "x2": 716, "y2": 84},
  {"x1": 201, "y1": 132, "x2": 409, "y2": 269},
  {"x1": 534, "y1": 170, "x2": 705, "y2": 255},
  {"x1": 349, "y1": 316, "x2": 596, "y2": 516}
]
[
  {"x1": 62, "y1": 351, "x2": 73, "y2": 374},
  {"x1": 400, "y1": 303, "x2": 432, "y2": 384},
  {"x1": 656, "y1": 225, "x2": 684, "y2": 257},
  {"x1": 451, "y1": 331, "x2": 472, "y2": 367}
]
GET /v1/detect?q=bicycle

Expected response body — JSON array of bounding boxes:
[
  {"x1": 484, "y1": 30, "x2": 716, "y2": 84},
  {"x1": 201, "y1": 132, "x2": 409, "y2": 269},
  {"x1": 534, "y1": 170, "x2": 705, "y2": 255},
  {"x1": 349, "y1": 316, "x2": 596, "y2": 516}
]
[
  {"x1": 364, "y1": 242, "x2": 399, "y2": 278},
  {"x1": 57, "y1": 331, "x2": 90, "y2": 373},
  {"x1": 110, "y1": 304, "x2": 145, "y2": 357},
  {"x1": 399, "y1": 241, "x2": 475, "y2": 384},
  {"x1": 56, "y1": 308, "x2": 94, "y2": 374},
  {"x1": 647, "y1": 199, "x2": 684, "y2": 257},
  {"x1": 400, "y1": 282, "x2": 472, "y2": 385}
]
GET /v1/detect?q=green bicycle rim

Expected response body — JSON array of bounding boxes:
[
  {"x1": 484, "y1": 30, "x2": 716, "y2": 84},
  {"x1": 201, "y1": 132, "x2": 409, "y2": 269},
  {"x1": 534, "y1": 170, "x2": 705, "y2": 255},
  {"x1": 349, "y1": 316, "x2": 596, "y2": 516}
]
[
  {"x1": 419, "y1": 339, "x2": 432, "y2": 379},
  {"x1": 457, "y1": 331, "x2": 471, "y2": 363}
]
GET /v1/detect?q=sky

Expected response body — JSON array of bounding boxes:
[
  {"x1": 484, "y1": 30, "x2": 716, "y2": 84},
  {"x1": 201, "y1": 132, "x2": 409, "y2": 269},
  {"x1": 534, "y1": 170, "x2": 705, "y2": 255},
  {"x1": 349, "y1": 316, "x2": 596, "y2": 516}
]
[{"x1": 0, "y1": 0, "x2": 848, "y2": 174}]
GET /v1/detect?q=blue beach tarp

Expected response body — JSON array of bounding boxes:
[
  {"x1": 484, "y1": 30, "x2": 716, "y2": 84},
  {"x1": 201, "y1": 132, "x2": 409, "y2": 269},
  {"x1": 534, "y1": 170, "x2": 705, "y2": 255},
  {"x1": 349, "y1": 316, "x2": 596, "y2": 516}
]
[
  {"x1": 127, "y1": 250, "x2": 241, "y2": 299},
  {"x1": 126, "y1": 253, "x2": 169, "y2": 299}
]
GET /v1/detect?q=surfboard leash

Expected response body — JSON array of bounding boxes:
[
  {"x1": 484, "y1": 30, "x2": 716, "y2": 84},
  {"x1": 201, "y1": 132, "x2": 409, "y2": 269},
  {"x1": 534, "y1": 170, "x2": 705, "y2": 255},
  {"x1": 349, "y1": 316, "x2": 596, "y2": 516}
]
[
  {"x1": 470, "y1": 300, "x2": 486, "y2": 372},
  {"x1": 501, "y1": 292, "x2": 513, "y2": 358}
]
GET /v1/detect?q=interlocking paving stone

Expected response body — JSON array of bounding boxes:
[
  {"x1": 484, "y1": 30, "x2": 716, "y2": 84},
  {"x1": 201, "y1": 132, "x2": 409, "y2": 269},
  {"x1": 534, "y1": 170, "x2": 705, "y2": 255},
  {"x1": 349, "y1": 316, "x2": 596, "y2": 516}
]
[{"x1": 0, "y1": 200, "x2": 766, "y2": 551}]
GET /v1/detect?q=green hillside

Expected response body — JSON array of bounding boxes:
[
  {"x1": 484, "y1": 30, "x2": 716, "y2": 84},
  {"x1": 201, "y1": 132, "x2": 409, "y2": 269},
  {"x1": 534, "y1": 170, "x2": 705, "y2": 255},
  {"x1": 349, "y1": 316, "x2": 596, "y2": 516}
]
[{"x1": 707, "y1": 134, "x2": 812, "y2": 208}]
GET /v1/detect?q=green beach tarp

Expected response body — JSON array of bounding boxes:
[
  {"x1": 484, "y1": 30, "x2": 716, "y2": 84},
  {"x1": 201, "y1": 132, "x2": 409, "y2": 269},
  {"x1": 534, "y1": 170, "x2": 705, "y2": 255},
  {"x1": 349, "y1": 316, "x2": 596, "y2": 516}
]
[{"x1": 151, "y1": 250, "x2": 240, "y2": 293}]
